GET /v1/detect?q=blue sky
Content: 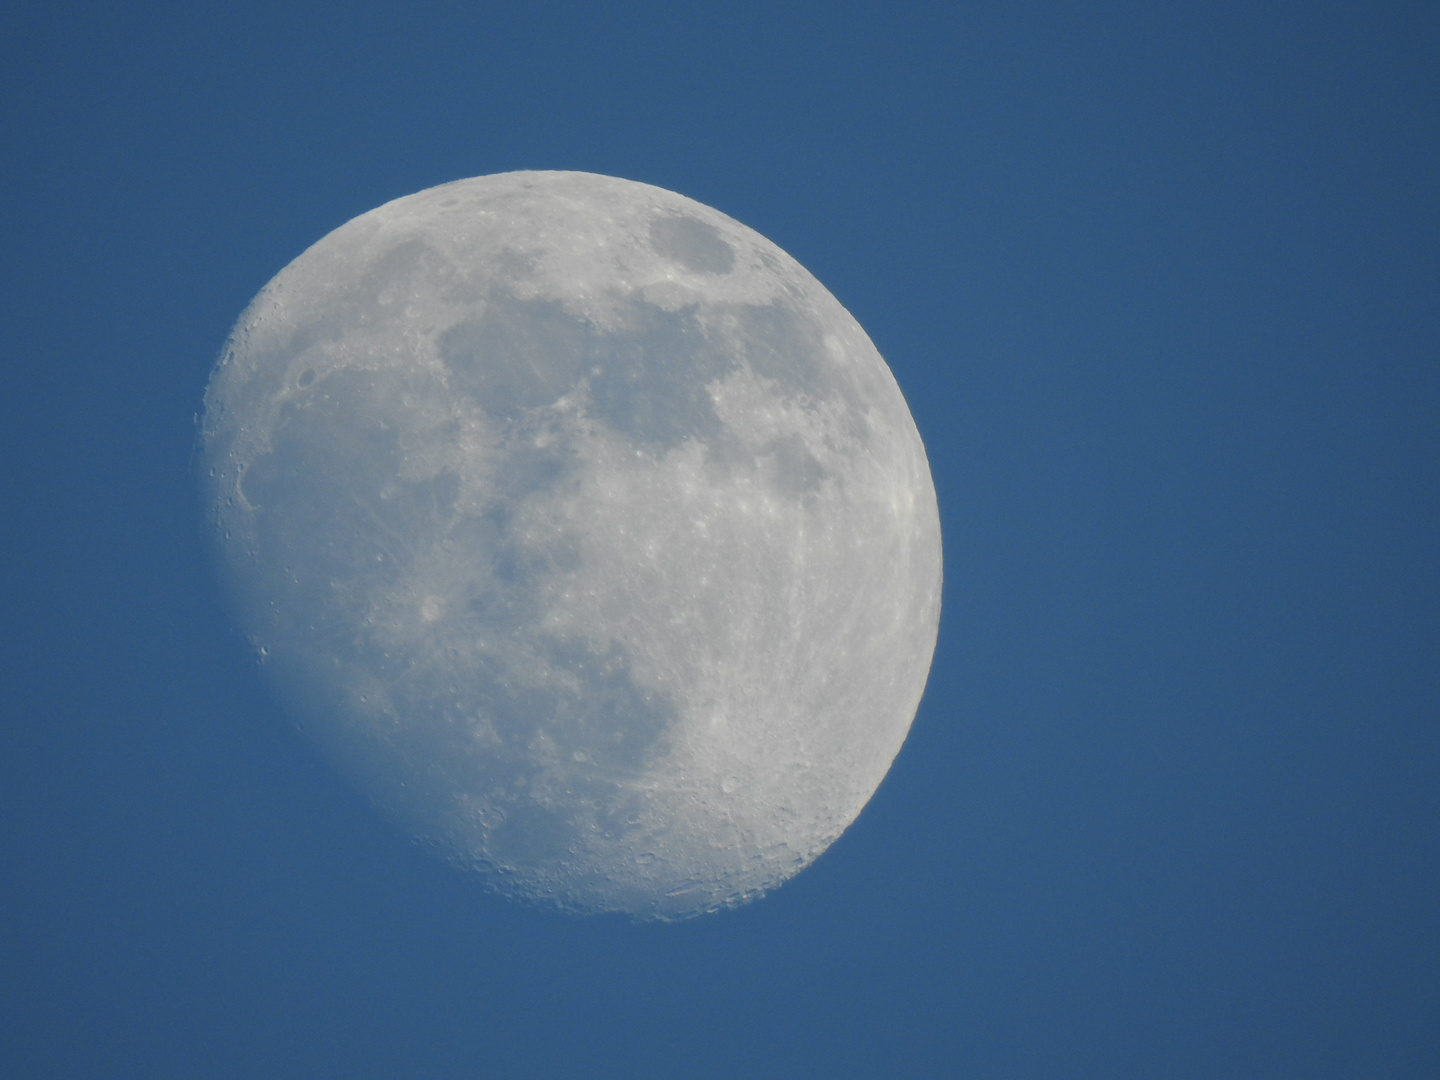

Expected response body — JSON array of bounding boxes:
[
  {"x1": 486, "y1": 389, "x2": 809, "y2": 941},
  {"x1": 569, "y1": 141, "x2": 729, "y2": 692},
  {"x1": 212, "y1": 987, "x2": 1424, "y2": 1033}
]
[{"x1": 2, "y1": 2, "x2": 1437, "y2": 1077}]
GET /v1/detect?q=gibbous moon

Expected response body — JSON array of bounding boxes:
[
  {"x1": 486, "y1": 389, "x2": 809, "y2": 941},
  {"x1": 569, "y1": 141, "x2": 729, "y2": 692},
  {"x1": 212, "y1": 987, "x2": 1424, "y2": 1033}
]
[{"x1": 202, "y1": 171, "x2": 941, "y2": 919}]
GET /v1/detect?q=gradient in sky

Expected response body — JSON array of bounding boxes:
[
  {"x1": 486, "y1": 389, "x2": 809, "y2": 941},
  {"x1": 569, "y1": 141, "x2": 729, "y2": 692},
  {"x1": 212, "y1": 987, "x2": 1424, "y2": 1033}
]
[{"x1": 2, "y1": 3, "x2": 1437, "y2": 1077}]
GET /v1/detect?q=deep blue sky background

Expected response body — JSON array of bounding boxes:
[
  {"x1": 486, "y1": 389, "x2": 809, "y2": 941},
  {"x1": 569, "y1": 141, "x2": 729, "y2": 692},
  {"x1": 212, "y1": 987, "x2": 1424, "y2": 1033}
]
[{"x1": 3, "y1": 2, "x2": 1437, "y2": 1077}]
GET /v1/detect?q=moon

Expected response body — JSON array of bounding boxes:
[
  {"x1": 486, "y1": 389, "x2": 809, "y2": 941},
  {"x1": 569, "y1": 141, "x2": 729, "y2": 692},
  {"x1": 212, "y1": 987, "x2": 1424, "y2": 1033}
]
[{"x1": 201, "y1": 171, "x2": 941, "y2": 919}]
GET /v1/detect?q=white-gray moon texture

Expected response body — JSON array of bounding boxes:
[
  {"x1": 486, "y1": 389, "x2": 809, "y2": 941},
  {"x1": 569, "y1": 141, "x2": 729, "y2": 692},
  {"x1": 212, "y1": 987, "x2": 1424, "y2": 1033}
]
[{"x1": 201, "y1": 171, "x2": 941, "y2": 919}]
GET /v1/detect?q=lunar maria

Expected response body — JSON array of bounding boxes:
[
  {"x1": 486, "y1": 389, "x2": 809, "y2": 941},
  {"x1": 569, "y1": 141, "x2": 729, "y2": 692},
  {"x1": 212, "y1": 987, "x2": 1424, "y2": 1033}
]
[{"x1": 201, "y1": 171, "x2": 941, "y2": 919}]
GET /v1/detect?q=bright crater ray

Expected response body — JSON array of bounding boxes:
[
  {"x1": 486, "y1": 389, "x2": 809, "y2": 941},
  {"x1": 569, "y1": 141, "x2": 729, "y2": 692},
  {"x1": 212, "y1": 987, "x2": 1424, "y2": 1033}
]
[{"x1": 202, "y1": 171, "x2": 941, "y2": 919}]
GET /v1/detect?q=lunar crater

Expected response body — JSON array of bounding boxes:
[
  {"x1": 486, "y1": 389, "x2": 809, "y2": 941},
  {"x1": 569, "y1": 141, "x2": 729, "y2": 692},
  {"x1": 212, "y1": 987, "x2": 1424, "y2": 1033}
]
[{"x1": 647, "y1": 215, "x2": 737, "y2": 275}]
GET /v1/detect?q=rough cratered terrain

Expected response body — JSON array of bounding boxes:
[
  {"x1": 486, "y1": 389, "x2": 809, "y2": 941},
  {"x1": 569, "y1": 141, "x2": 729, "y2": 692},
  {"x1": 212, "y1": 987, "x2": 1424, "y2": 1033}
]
[{"x1": 203, "y1": 172, "x2": 941, "y2": 918}]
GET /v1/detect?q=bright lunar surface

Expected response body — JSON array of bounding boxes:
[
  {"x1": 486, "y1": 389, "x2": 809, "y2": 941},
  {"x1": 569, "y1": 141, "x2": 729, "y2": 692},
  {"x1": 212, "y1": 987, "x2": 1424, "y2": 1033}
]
[{"x1": 202, "y1": 172, "x2": 941, "y2": 919}]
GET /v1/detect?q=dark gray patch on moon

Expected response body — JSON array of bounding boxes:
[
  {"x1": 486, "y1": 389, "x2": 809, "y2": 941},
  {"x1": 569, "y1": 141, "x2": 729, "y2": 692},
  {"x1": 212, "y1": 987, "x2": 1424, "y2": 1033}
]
[
  {"x1": 731, "y1": 303, "x2": 835, "y2": 402},
  {"x1": 648, "y1": 215, "x2": 736, "y2": 275},
  {"x1": 442, "y1": 289, "x2": 736, "y2": 451},
  {"x1": 586, "y1": 299, "x2": 732, "y2": 449},
  {"x1": 764, "y1": 436, "x2": 827, "y2": 496},
  {"x1": 440, "y1": 294, "x2": 589, "y2": 420}
]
